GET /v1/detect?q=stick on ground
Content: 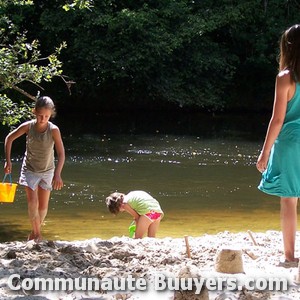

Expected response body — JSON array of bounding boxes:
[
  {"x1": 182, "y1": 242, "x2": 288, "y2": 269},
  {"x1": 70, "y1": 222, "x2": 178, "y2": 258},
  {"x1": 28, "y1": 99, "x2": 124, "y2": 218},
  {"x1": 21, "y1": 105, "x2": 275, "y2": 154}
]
[
  {"x1": 247, "y1": 230, "x2": 258, "y2": 246},
  {"x1": 184, "y1": 235, "x2": 191, "y2": 258}
]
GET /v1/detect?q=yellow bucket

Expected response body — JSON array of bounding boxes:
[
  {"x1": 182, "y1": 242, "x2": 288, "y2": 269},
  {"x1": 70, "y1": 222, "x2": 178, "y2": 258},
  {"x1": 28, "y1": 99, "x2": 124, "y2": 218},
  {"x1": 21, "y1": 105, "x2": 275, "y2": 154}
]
[{"x1": 0, "y1": 174, "x2": 17, "y2": 203}]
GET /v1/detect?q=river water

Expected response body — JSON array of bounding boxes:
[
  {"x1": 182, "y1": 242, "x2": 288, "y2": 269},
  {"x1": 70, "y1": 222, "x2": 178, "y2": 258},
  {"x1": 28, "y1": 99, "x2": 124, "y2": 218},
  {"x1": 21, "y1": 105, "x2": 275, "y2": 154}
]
[{"x1": 0, "y1": 132, "x2": 282, "y2": 242}]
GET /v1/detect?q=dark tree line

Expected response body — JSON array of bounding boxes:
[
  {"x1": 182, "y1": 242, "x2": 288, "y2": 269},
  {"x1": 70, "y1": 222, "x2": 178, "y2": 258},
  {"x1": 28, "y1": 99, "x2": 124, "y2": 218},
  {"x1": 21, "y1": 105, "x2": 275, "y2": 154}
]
[{"x1": 1, "y1": 0, "x2": 300, "y2": 123}]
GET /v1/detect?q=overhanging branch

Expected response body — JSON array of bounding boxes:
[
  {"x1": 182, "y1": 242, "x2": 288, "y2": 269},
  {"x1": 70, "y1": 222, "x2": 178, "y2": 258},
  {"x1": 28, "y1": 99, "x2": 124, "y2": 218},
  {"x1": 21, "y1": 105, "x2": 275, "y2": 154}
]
[{"x1": 12, "y1": 85, "x2": 37, "y2": 101}]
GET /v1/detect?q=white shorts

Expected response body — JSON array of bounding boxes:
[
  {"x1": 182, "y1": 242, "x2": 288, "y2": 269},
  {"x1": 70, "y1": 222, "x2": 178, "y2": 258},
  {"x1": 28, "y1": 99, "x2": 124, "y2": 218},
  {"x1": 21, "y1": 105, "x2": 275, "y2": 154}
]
[{"x1": 19, "y1": 169, "x2": 54, "y2": 191}]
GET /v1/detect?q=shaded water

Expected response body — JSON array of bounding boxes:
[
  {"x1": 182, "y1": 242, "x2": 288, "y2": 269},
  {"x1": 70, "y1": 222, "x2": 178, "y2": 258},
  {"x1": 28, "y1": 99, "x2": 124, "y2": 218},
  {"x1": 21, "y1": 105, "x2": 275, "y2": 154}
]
[{"x1": 0, "y1": 133, "x2": 284, "y2": 242}]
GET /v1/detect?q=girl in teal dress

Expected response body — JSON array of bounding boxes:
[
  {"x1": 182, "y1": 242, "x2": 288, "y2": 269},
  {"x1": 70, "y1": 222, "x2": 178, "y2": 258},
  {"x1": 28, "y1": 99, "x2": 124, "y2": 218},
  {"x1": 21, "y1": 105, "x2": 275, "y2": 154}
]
[{"x1": 257, "y1": 24, "x2": 300, "y2": 262}]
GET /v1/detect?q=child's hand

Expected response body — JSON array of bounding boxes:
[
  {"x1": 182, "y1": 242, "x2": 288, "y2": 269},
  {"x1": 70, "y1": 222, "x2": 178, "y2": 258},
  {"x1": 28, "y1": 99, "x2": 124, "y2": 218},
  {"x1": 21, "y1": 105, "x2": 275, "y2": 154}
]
[
  {"x1": 256, "y1": 151, "x2": 269, "y2": 173},
  {"x1": 52, "y1": 173, "x2": 63, "y2": 190},
  {"x1": 4, "y1": 161, "x2": 12, "y2": 174}
]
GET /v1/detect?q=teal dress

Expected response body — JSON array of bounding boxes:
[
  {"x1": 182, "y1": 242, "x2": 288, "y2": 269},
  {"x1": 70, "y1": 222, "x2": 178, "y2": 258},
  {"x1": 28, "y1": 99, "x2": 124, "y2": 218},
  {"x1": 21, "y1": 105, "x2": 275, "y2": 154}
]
[{"x1": 258, "y1": 82, "x2": 300, "y2": 197}]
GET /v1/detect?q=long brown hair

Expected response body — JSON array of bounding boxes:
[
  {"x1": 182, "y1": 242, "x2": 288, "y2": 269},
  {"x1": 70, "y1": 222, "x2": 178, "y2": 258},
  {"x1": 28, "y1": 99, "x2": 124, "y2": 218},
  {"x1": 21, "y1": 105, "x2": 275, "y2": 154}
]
[{"x1": 279, "y1": 24, "x2": 300, "y2": 81}]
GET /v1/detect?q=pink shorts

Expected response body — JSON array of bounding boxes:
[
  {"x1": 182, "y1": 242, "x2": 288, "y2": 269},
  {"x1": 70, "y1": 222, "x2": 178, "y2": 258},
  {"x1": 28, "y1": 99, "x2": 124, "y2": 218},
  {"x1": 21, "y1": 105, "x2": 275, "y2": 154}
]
[{"x1": 145, "y1": 212, "x2": 162, "y2": 221}]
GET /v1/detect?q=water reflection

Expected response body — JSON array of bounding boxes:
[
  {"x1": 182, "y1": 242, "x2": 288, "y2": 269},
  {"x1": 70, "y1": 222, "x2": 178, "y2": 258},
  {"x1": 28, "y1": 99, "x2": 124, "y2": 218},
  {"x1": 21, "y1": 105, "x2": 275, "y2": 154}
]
[{"x1": 0, "y1": 134, "x2": 280, "y2": 242}]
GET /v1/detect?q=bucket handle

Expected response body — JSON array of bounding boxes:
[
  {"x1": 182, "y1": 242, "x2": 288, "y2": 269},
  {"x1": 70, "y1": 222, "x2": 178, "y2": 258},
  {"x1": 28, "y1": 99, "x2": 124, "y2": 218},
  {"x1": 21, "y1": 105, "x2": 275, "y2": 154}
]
[{"x1": 2, "y1": 173, "x2": 12, "y2": 185}]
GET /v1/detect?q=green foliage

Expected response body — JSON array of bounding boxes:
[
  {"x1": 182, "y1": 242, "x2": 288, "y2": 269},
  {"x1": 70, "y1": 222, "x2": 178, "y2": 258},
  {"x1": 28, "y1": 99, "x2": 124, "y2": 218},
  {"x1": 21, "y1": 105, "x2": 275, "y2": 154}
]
[
  {"x1": 38, "y1": 0, "x2": 242, "y2": 109},
  {"x1": 63, "y1": 0, "x2": 93, "y2": 11},
  {"x1": 0, "y1": 30, "x2": 66, "y2": 125},
  {"x1": 0, "y1": 32, "x2": 66, "y2": 89},
  {"x1": 0, "y1": 0, "x2": 69, "y2": 127},
  {"x1": 2, "y1": 0, "x2": 300, "y2": 121},
  {"x1": 0, "y1": 0, "x2": 33, "y2": 6},
  {"x1": 35, "y1": 0, "x2": 300, "y2": 111},
  {"x1": 0, "y1": 94, "x2": 33, "y2": 126}
]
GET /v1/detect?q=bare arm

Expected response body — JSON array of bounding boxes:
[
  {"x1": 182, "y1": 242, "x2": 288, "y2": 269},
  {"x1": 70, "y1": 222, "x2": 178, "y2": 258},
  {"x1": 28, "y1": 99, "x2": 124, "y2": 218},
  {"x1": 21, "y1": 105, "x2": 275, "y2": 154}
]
[
  {"x1": 256, "y1": 72, "x2": 293, "y2": 172},
  {"x1": 4, "y1": 122, "x2": 29, "y2": 174},
  {"x1": 52, "y1": 127, "x2": 65, "y2": 190},
  {"x1": 123, "y1": 203, "x2": 140, "y2": 221}
]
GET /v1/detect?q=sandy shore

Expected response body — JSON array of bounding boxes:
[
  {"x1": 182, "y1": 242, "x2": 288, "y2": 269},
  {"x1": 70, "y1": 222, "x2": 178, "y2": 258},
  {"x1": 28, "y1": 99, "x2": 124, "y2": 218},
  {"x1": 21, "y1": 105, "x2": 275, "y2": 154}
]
[{"x1": 0, "y1": 231, "x2": 300, "y2": 300}]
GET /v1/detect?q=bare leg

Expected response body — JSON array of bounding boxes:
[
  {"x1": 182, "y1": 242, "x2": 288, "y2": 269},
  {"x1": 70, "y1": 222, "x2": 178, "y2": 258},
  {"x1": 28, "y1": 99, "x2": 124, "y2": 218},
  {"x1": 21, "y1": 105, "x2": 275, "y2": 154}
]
[
  {"x1": 38, "y1": 186, "x2": 51, "y2": 225},
  {"x1": 135, "y1": 216, "x2": 152, "y2": 239},
  {"x1": 25, "y1": 187, "x2": 40, "y2": 240},
  {"x1": 25, "y1": 186, "x2": 51, "y2": 242},
  {"x1": 280, "y1": 197, "x2": 298, "y2": 261},
  {"x1": 148, "y1": 219, "x2": 161, "y2": 237}
]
